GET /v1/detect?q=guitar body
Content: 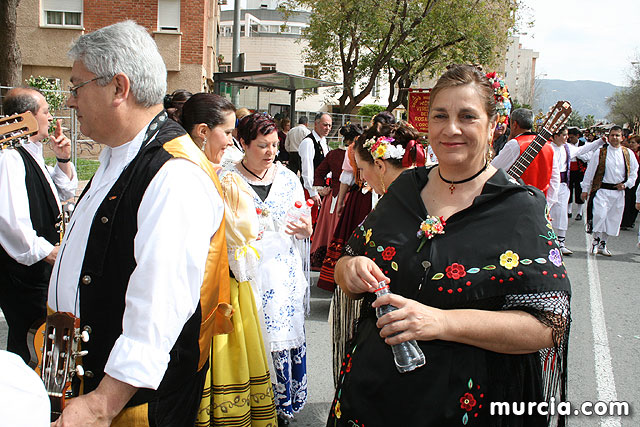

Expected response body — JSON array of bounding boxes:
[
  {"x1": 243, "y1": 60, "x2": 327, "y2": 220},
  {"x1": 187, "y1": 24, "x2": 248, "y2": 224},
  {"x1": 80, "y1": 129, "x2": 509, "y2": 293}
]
[{"x1": 28, "y1": 312, "x2": 87, "y2": 421}]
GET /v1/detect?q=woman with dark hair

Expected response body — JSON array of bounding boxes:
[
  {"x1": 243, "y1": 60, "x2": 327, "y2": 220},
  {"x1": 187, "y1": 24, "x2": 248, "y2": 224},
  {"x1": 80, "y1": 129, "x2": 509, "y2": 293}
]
[
  {"x1": 309, "y1": 126, "x2": 352, "y2": 270},
  {"x1": 327, "y1": 64, "x2": 570, "y2": 426},
  {"x1": 371, "y1": 110, "x2": 396, "y2": 130},
  {"x1": 185, "y1": 99, "x2": 279, "y2": 427},
  {"x1": 181, "y1": 92, "x2": 236, "y2": 165},
  {"x1": 164, "y1": 88, "x2": 192, "y2": 122},
  {"x1": 220, "y1": 113, "x2": 312, "y2": 426},
  {"x1": 322, "y1": 122, "x2": 426, "y2": 386}
]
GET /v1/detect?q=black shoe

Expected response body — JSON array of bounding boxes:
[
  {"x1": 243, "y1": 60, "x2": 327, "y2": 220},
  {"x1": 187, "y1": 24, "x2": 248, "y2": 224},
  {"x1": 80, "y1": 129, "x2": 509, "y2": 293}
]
[
  {"x1": 620, "y1": 226, "x2": 631, "y2": 231},
  {"x1": 575, "y1": 214, "x2": 582, "y2": 221},
  {"x1": 278, "y1": 416, "x2": 290, "y2": 426},
  {"x1": 568, "y1": 213, "x2": 572, "y2": 218}
]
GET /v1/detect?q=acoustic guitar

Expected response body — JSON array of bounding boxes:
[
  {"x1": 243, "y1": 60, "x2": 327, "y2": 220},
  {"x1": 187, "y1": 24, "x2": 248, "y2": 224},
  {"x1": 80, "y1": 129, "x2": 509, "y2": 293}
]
[
  {"x1": 0, "y1": 111, "x2": 38, "y2": 149},
  {"x1": 506, "y1": 100, "x2": 573, "y2": 180},
  {"x1": 28, "y1": 313, "x2": 91, "y2": 421}
]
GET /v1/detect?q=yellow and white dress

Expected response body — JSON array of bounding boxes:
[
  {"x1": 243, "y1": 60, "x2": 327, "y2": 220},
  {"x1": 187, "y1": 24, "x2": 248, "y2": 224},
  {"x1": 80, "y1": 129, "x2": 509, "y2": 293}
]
[{"x1": 197, "y1": 171, "x2": 277, "y2": 427}]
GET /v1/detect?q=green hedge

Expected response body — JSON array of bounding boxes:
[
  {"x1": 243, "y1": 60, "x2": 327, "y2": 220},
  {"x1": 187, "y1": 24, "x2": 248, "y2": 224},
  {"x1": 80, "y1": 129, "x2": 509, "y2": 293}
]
[{"x1": 45, "y1": 157, "x2": 99, "y2": 181}]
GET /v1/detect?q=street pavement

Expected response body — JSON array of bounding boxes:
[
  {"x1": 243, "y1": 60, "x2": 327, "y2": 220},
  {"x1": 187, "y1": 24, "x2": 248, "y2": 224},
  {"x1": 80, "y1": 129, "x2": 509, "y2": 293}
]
[{"x1": 2, "y1": 214, "x2": 639, "y2": 426}]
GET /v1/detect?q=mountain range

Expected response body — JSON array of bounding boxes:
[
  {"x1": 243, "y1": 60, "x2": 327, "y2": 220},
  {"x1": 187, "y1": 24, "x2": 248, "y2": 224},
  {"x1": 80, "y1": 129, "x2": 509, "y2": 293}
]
[{"x1": 533, "y1": 79, "x2": 624, "y2": 121}]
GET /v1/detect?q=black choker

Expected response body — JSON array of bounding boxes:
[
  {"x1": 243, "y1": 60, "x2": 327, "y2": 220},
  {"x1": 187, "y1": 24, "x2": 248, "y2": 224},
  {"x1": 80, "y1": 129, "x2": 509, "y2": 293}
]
[
  {"x1": 241, "y1": 161, "x2": 269, "y2": 180},
  {"x1": 438, "y1": 161, "x2": 488, "y2": 194}
]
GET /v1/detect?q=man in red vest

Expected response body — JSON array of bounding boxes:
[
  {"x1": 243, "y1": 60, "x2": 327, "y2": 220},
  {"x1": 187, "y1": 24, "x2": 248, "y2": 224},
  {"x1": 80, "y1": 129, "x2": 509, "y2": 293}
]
[{"x1": 492, "y1": 108, "x2": 557, "y2": 196}]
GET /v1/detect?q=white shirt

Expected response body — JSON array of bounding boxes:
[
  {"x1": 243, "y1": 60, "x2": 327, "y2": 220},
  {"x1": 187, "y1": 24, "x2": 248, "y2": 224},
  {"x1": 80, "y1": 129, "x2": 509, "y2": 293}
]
[
  {"x1": 48, "y1": 122, "x2": 223, "y2": 389},
  {"x1": 547, "y1": 139, "x2": 604, "y2": 204},
  {"x1": 491, "y1": 137, "x2": 523, "y2": 170},
  {"x1": 299, "y1": 130, "x2": 329, "y2": 197},
  {"x1": 0, "y1": 350, "x2": 50, "y2": 427},
  {"x1": 284, "y1": 124, "x2": 310, "y2": 153},
  {"x1": 581, "y1": 145, "x2": 639, "y2": 193},
  {"x1": 0, "y1": 140, "x2": 78, "y2": 265}
]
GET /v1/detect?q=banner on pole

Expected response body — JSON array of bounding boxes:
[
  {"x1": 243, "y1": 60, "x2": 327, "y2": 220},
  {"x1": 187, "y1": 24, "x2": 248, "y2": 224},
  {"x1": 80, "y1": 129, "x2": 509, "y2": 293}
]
[{"x1": 408, "y1": 89, "x2": 431, "y2": 133}]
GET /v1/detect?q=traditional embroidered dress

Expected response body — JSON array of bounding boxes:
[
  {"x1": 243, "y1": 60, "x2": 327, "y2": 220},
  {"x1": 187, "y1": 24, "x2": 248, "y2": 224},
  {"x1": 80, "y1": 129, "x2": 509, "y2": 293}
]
[
  {"x1": 582, "y1": 145, "x2": 639, "y2": 237},
  {"x1": 197, "y1": 172, "x2": 277, "y2": 427},
  {"x1": 328, "y1": 167, "x2": 571, "y2": 427},
  {"x1": 221, "y1": 163, "x2": 310, "y2": 421}
]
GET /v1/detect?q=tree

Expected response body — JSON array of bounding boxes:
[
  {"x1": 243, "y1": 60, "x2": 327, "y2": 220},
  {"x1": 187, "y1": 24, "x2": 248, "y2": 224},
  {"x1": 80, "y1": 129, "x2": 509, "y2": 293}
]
[
  {"x1": 358, "y1": 104, "x2": 386, "y2": 120},
  {"x1": 607, "y1": 60, "x2": 640, "y2": 125},
  {"x1": 566, "y1": 111, "x2": 584, "y2": 128},
  {"x1": 282, "y1": 0, "x2": 518, "y2": 114},
  {"x1": 0, "y1": 0, "x2": 22, "y2": 87},
  {"x1": 583, "y1": 114, "x2": 595, "y2": 129}
]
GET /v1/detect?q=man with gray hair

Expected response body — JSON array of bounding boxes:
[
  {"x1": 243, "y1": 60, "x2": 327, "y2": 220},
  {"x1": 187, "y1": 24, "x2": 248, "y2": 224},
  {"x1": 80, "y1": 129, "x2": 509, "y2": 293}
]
[
  {"x1": 492, "y1": 108, "x2": 557, "y2": 196},
  {"x1": 284, "y1": 115, "x2": 310, "y2": 174},
  {"x1": 299, "y1": 112, "x2": 332, "y2": 209},
  {"x1": 49, "y1": 21, "x2": 231, "y2": 425}
]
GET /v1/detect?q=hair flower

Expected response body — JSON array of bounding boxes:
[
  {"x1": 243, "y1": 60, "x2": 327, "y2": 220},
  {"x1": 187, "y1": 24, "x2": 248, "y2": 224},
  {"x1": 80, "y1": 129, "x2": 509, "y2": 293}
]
[
  {"x1": 363, "y1": 136, "x2": 405, "y2": 161},
  {"x1": 416, "y1": 215, "x2": 446, "y2": 252}
]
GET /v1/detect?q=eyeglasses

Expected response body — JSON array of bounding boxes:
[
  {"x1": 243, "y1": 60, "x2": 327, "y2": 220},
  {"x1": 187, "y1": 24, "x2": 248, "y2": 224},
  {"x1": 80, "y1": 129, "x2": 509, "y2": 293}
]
[{"x1": 68, "y1": 76, "x2": 103, "y2": 97}]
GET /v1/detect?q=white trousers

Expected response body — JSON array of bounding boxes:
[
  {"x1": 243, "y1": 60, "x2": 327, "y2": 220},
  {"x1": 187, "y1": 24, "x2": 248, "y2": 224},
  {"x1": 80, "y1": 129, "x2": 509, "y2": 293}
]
[
  {"x1": 549, "y1": 183, "x2": 570, "y2": 233},
  {"x1": 592, "y1": 188, "x2": 625, "y2": 237}
]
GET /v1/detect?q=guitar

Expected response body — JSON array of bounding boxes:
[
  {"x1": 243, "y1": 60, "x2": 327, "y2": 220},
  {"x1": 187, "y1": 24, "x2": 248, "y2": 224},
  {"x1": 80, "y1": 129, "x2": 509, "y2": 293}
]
[
  {"x1": 506, "y1": 100, "x2": 573, "y2": 180},
  {"x1": 0, "y1": 111, "x2": 38, "y2": 149},
  {"x1": 28, "y1": 313, "x2": 91, "y2": 421}
]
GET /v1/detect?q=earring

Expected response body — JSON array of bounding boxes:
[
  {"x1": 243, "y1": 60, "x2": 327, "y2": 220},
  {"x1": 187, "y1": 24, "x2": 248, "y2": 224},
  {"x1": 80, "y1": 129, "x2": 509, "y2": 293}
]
[
  {"x1": 380, "y1": 174, "x2": 386, "y2": 194},
  {"x1": 201, "y1": 137, "x2": 207, "y2": 152}
]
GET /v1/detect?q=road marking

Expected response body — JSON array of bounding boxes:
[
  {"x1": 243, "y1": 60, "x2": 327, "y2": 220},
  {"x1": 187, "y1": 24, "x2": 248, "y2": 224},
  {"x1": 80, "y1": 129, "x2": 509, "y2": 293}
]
[{"x1": 585, "y1": 234, "x2": 621, "y2": 427}]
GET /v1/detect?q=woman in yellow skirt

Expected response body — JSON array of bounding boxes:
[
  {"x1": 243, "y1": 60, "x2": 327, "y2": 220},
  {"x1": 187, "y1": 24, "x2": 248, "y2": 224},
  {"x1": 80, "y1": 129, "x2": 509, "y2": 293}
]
[{"x1": 181, "y1": 93, "x2": 277, "y2": 427}]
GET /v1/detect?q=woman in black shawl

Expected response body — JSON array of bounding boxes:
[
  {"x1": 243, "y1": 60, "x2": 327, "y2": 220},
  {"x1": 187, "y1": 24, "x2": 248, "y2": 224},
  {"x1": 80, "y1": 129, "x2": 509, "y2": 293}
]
[{"x1": 327, "y1": 65, "x2": 570, "y2": 427}]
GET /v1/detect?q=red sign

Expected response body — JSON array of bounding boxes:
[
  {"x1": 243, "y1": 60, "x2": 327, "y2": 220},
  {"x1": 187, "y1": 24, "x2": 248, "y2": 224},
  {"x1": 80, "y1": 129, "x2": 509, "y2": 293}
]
[{"x1": 408, "y1": 89, "x2": 431, "y2": 133}]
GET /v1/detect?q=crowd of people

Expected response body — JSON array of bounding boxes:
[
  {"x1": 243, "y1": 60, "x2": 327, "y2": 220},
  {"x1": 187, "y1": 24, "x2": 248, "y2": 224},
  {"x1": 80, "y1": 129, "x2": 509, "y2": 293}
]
[{"x1": 0, "y1": 19, "x2": 639, "y2": 427}]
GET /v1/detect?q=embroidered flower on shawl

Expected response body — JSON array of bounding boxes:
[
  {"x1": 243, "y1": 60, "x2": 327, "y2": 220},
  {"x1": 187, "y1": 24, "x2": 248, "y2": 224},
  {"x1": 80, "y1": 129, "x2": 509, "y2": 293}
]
[
  {"x1": 499, "y1": 250, "x2": 519, "y2": 270},
  {"x1": 460, "y1": 393, "x2": 477, "y2": 411},
  {"x1": 445, "y1": 263, "x2": 466, "y2": 280},
  {"x1": 548, "y1": 248, "x2": 562, "y2": 267},
  {"x1": 363, "y1": 136, "x2": 406, "y2": 161},
  {"x1": 416, "y1": 216, "x2": 446, "y2": 252},
  {"x1": 364, "y1": 228, "x2": 372, "y2": 244},
  {"x1": 334, "y1": 401, "x2": 342, "y2": 418},
  {"x1": 381, "y1": 246, "x2": 396, "y2": 261}
]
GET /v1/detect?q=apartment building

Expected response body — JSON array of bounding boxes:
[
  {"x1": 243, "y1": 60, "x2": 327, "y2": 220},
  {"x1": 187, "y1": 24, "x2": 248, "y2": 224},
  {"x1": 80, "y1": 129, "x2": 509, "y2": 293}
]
[
  {"x1": 502, "y1": 35, "x2": 540, "y2": 106},
  {"x1": 16, "y1": 0, "x2": 221, "y2": 94}
]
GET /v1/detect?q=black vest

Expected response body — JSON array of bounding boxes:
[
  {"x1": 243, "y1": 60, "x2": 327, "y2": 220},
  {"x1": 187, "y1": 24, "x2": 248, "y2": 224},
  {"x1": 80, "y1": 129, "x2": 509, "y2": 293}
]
[
  {"x1": 72, "y1": 120, "x2": 204, "y2": 405},
  {"x1": 0, "y1": 146, "x2": 59, "y2": 282},
  {"x1": 304, "y1": 132, "x2": 326, "y2": 169}
]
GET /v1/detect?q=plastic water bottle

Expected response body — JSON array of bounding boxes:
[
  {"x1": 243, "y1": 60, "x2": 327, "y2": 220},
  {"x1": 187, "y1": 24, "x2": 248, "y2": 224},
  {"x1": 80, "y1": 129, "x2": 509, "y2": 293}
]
[
  {"x1": 285, "y1": 201, "x2": 304, "y2": 226},
  {"x1": 374, "y1": 281, "x2": 426, "y2": 373},
  {"x1": 286, "y1": 199, "x2": 314, "y2": 227}
]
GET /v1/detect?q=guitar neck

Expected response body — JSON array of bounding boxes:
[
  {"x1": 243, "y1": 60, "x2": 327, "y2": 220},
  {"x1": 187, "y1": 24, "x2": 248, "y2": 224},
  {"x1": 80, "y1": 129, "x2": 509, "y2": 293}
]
[
  {"x1": 507, "y1": 128, "x2": 553, "y2": 180},
  {"x1": 50, "y1": 396, "x2": 64, "y2": 422}
]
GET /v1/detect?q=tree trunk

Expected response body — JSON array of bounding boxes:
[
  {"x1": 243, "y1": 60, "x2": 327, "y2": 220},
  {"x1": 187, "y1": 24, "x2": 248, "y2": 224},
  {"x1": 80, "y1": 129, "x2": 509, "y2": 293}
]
[{"x1": 0, "y1": 0, "x2": 22, "y2": 87}]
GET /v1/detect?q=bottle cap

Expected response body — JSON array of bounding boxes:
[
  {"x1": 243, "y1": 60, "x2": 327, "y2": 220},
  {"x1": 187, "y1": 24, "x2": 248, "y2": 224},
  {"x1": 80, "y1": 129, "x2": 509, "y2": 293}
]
[
  {"x1": 374, "y1": 285, "x2": 390, "y2": 293},
  {"x1": 294, "y1": 201, "x2": 303, "y2": 208},
  {"x1": 305, "y1": 199, "x2": 315, "y2": 207}
]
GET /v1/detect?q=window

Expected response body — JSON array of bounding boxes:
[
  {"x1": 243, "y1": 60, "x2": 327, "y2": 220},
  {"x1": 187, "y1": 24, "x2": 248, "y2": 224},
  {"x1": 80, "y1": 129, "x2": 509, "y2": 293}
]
[
  {"x1": 304, "y1": 65, "x2": 319, "y2": 94},
  {"x1": 42, "y1": 0, "x2": 82, "y2": 27},
  {"x1": 158, "y1": 0, "x2": 180, "y2": 31},
  {"x1": 260, "y1": 63, "x2": 276, "y2": 92},
  {"x1": 219, "y1": 62, "x2": 232, "y2": 73}
]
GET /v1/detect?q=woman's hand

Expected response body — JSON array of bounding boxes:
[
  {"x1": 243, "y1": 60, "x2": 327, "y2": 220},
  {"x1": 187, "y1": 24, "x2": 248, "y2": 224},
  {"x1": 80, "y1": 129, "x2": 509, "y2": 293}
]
[
  {"x1": 334, "y1": 256, "x2": 389, "y2": 298},
  {"x1": 373, "y1": 293, "x2": 447, "y2": 345},
  {"x1": 285, "y1": 214, "x2": 312, "y2": 239}
]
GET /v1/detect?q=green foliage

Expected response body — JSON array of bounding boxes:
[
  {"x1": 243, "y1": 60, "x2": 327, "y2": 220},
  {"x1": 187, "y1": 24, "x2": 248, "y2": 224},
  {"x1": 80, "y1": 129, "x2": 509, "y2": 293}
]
[
  {"x1": 282, "y1": 0, "x2": 518, "y2": 113},
  {"x1": 511, "y1": 99, "x2": 532, "y2": 111},
  {"x1": 46, "y1": 157, "x2": 99, "y2": 181},
  {"x1": 358, "y1": 104, "x2": 386, "y2": 119},
  {"x1": 25, "y1": 75, "x2": 66, "y2": 112},
  {"x1": 566, "y1": 111, "x2": 584, "y2": 128},
  {"x1": 584, "y1": 114, "x2": 595, "y2": 128}
]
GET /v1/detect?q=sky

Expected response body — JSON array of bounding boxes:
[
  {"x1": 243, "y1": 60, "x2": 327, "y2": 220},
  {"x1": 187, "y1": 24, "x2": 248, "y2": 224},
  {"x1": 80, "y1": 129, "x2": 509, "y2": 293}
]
[{"x1": 519, "y1": 0, "x2": 639, "y2": 87}]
